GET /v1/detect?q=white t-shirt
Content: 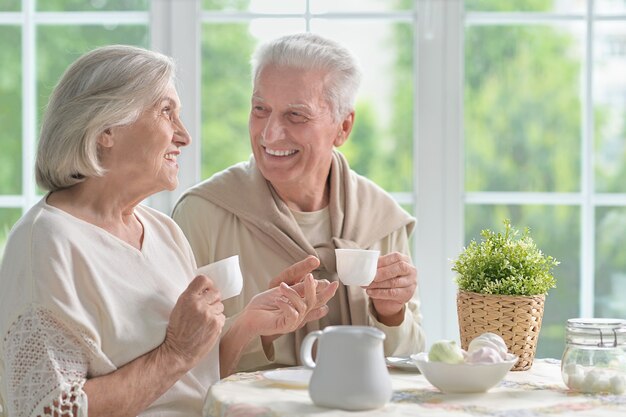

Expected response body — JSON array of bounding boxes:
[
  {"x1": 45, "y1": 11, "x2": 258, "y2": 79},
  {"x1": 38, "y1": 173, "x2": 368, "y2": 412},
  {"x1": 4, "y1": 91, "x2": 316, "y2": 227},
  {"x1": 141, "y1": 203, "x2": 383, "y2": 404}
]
[
  {"x1": 290, "y1": 206, "x2": 342, "y2": 327},
  {"x1": 0, "y1": 197, "x2": 218, "y2": 417}
]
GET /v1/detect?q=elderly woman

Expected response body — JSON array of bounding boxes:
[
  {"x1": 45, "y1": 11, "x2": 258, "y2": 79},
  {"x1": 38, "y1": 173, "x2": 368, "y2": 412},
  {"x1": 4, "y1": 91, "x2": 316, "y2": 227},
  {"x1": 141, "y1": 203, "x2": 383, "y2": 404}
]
[
  {"x1": 0, "y1": 45, "x2": 335, "y2": 417},
  {"x1": 173, "y1": 33, "x2": 425, "y2": 373}
]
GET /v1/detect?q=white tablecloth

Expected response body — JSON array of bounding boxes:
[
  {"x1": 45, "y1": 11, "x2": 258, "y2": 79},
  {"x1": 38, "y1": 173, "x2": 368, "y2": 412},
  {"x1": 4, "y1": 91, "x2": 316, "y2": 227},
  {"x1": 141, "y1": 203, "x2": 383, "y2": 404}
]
[{"x1": 204, "y1": 359, "x2": 626, "y2": 417}]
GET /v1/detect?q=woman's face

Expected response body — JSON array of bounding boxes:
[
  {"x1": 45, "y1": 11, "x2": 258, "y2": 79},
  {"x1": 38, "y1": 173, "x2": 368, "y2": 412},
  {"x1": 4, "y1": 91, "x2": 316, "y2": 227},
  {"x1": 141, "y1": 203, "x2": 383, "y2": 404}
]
[{"x1": 102, "y1": 83, "x2": 191, "y2": 194}]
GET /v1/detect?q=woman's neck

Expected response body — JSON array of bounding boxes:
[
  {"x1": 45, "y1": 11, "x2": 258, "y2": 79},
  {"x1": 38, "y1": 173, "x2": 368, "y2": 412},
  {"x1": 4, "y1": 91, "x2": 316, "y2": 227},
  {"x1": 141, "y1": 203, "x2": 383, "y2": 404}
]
[{"x1": 46, "y1": 181, "x2": 145, "y2": 249}]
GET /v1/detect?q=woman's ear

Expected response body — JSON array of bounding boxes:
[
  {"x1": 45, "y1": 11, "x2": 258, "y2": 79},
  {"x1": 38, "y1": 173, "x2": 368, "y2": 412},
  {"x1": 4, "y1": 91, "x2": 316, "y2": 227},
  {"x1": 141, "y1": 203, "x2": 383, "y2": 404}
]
[
  {"x1": 98, "y1": 128, "x2": 114, "y2": 148},
  {"x1": 334, "y1": 111, "x2": 355, "y2": 147}
]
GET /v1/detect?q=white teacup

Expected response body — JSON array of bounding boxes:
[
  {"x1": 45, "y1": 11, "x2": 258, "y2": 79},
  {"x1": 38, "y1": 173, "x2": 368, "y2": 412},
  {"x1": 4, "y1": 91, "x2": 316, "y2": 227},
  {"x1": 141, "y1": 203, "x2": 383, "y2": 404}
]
[
  {"x1": 196, "y1": 255, "x2": 243, "y2": 300},
  {"x1": 335, "y1": 249, "x2": 380, "y2": 286}
]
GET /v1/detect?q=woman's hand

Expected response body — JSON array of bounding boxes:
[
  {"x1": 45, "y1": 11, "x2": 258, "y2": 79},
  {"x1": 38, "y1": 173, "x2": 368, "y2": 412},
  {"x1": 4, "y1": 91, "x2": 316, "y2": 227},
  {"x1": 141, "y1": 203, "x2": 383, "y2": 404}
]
[
  {"x1": 219, "y1": 260, "x2": 338, "y2": 377},
  {"x1": 162, "y1": 275, "x2": 225, "y2": 370},
  {"x1": 246, "y1": 274, "x2": 338, "y2": 337},
  {"x1": 84, "y1": 275, "x2": 225, "y2": 417}
]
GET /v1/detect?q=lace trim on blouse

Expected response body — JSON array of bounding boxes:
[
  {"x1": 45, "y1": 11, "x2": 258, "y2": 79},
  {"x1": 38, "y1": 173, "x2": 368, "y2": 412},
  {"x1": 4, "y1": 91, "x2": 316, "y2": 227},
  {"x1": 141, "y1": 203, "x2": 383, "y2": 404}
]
[{"x1": 3, "y1": 307, "x2": 89, "y2": 417}]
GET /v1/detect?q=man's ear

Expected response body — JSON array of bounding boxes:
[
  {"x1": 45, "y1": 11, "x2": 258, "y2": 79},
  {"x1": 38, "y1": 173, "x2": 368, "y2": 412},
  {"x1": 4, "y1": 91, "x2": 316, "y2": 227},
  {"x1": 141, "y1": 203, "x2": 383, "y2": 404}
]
[
  {"x1": 334, "y1": 111, "x2": 355, "y2": 147},
  {"x1": 98, "y1": 128, "x2": 114, "y2": 148}
]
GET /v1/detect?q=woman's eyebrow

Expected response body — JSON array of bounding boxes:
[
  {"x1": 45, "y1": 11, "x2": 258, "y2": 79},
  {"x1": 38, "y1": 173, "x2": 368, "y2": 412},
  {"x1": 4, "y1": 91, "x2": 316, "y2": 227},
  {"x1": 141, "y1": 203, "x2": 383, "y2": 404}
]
[{"x1": 160, "y1": 96, "x2": 182, "y2": 110}]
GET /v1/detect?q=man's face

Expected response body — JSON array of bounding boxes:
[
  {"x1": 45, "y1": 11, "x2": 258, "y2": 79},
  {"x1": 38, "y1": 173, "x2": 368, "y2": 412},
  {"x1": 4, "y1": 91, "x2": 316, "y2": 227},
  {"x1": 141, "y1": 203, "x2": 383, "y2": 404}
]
[{"x1": 248, "y1": 65, "x2": 350, "y2": 195}]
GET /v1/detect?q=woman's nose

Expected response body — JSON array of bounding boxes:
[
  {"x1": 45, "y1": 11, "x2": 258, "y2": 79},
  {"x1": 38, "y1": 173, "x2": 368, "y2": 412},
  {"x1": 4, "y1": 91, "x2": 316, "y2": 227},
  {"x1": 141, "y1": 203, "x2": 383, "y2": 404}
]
[{"x1": 174, "y1": 117, "x2": 191, "y2": 147}]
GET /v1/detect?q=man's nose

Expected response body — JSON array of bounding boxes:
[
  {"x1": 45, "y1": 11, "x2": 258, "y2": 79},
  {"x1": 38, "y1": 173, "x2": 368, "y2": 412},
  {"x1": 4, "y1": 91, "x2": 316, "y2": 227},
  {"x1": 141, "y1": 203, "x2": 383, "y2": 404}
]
[{"x1": 261, "y1": 114, "x2": 284, "y2": 143}]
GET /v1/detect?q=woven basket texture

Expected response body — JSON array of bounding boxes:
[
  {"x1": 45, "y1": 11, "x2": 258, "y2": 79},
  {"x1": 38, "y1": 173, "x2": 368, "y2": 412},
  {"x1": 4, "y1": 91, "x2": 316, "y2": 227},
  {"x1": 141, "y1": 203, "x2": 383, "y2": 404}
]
[{"x1": 457, "y1": 290, "x2": 545, "y2": 371}]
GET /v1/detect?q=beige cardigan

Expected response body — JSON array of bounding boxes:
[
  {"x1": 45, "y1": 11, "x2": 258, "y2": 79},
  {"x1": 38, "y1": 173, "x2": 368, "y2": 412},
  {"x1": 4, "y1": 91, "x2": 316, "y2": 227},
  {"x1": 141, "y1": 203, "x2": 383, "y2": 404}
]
[{"x1": 173, "y1": 151, "x2": 425, "y2": 372}]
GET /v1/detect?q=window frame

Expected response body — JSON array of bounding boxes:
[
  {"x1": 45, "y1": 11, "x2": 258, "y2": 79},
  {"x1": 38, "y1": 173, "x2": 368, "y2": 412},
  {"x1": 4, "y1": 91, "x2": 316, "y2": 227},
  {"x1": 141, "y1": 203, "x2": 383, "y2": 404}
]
[
  {"x1": 4, "y1": 0, "x2": 626, "y2": 350},
  {"x1": 1, "y1": 0, "x2": 460, "y2": 344},
  {"x1": 463, "y1": 2, "x2": 626, "y2": 326}
]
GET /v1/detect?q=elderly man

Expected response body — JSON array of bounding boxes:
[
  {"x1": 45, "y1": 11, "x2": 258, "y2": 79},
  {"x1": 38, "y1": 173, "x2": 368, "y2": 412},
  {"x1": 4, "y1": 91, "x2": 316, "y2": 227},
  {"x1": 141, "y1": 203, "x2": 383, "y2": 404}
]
[{"x1": 173, "y1": 33, "x2": 425, "y2": 373}]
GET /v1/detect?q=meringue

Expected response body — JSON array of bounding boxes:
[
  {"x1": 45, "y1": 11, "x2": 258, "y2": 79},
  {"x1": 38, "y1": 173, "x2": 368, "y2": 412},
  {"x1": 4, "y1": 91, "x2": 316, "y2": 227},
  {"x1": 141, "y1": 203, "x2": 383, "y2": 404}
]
[
  {"x1": 466, "y1": 346, "x2": 503, "y2": 364},
  {"x1": 428, "y1": 340, "x2": 465, "y2": 364},
  {"x1": 468, "y1": 333, "x2": 509, "y2": 360}
]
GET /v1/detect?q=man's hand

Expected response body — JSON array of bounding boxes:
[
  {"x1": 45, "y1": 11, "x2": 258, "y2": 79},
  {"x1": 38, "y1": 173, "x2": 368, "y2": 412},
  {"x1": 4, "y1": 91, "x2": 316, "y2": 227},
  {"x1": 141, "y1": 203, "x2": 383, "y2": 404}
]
[
  {"x1": 366, "y1": 252, "x2": 417, "y2": 327},
  {"x1": 268, "y1": 255, "x2": 320, "y2": 288}
]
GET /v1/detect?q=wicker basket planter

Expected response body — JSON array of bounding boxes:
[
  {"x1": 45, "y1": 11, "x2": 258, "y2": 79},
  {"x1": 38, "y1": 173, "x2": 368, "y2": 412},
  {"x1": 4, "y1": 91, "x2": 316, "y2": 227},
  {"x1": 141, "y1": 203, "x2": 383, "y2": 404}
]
[{"x1": 457, "y1": 290, "x2": 545, "y2": 371}]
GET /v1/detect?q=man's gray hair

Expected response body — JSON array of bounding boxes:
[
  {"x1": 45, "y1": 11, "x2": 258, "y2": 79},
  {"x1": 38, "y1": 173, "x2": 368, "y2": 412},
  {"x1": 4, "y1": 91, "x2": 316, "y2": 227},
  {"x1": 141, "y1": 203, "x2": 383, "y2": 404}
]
[
  {"x1": 251, "y1": 33, "x2": 362, "y2": 121},
  {"x1": 36, "y1": 44, "x2": 175, "y2": 192}
]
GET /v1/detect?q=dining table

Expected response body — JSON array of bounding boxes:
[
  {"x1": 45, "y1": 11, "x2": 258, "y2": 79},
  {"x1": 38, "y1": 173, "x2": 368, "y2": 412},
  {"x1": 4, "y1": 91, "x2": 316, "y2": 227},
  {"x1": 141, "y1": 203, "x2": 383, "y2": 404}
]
[{"x1": 203, "y1": 358, "x2": 626, "y2": 417}]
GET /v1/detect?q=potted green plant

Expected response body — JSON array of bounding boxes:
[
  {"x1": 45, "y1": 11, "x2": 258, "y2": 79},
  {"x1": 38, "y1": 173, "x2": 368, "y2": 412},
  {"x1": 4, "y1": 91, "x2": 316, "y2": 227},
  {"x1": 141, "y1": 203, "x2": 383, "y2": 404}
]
[{"x1": 452, "y1": 219, "x2": 559, "y2": 371}]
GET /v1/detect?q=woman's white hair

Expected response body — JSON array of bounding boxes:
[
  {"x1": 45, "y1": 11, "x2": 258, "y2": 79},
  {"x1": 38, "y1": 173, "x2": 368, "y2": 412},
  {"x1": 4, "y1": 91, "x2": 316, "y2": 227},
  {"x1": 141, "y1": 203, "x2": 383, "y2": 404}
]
[
  {"x1": 36, "y1": 44, "x2": 175, "y2": 192},
  {"x1": 251, "y1": 33, "x2": 362, "y2": 121}
]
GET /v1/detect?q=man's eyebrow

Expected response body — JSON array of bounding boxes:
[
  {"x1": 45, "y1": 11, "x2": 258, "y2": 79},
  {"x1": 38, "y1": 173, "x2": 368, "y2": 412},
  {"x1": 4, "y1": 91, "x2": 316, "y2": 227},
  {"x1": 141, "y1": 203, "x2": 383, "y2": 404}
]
[
  {"x1": 250, "y1": 97, "x2": 313, "y2": 113},
  {"x1": 287, "y1": 104, "x2": 312, "y2": 112}
]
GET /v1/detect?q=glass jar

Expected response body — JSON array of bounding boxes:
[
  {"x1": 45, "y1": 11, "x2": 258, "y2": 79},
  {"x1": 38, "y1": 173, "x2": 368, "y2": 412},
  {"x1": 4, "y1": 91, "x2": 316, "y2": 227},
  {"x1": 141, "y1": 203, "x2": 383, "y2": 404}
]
[{"x1": 561, "y1": 318, "x2": 626, "y2": 394}]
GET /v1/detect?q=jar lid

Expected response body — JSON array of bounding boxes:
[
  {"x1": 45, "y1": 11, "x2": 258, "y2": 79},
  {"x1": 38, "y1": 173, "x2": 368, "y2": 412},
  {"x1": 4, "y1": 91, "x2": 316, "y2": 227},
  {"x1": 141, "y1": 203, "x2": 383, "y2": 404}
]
[{"x1": 566, "y1": 318, "x2": 626, "y2": 347}]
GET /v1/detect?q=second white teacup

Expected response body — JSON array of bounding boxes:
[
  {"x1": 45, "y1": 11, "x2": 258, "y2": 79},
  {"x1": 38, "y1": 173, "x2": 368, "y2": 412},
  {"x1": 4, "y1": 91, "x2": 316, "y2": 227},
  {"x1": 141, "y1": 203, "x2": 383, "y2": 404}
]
[
  {"x1": 196, "y1": 255, "x2": 243, "y2": 300},
  {"x1": 335, "y1": 249, "x2": 380, "y2": 286}
]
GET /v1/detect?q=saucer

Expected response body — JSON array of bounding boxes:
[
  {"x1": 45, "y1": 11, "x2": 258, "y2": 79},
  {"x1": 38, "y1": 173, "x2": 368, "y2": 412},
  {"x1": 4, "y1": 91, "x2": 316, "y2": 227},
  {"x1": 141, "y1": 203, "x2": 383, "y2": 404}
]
[
  {"x1": 386, "y1": 356, "x2": 420, "y2": 372},
  {"x1": 262, "y1": 368, "x2": 312, "y2": 388}
]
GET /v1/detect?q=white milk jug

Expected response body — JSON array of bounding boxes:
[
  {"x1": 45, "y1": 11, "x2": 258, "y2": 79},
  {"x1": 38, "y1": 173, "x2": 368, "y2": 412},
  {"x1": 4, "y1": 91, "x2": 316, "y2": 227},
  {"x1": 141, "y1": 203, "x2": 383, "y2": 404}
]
[{"x1": 300, "y1": 325, "x2": 393, "y2": 410}]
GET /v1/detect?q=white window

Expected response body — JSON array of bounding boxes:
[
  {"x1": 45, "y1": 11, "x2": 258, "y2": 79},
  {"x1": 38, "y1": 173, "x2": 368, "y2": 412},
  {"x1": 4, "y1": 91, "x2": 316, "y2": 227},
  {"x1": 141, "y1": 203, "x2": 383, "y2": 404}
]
[
  {"x1": 463, "y1": 0, "x2": 626, "y2": 359},
  {"x1": 2, "y1": 0, "x2": 625, "y2": 359},
  {"x1": 0, "y1": 0, "x2": 150, "y2": 249}
]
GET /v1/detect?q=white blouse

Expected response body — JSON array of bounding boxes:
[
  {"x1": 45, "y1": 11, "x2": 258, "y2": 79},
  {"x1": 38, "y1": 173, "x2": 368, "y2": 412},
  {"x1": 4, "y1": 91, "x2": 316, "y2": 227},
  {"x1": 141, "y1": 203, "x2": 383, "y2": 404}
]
[{"x1": 0, "y1": 198, "x2": 218, "y2": 417}]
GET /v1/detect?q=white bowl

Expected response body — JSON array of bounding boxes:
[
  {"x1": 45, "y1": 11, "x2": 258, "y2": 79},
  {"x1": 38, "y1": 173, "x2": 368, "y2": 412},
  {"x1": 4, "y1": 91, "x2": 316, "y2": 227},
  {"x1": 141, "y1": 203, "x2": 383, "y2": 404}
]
[{"x1": 410, "y1": 352, "x2": 518, "y2": 393}]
